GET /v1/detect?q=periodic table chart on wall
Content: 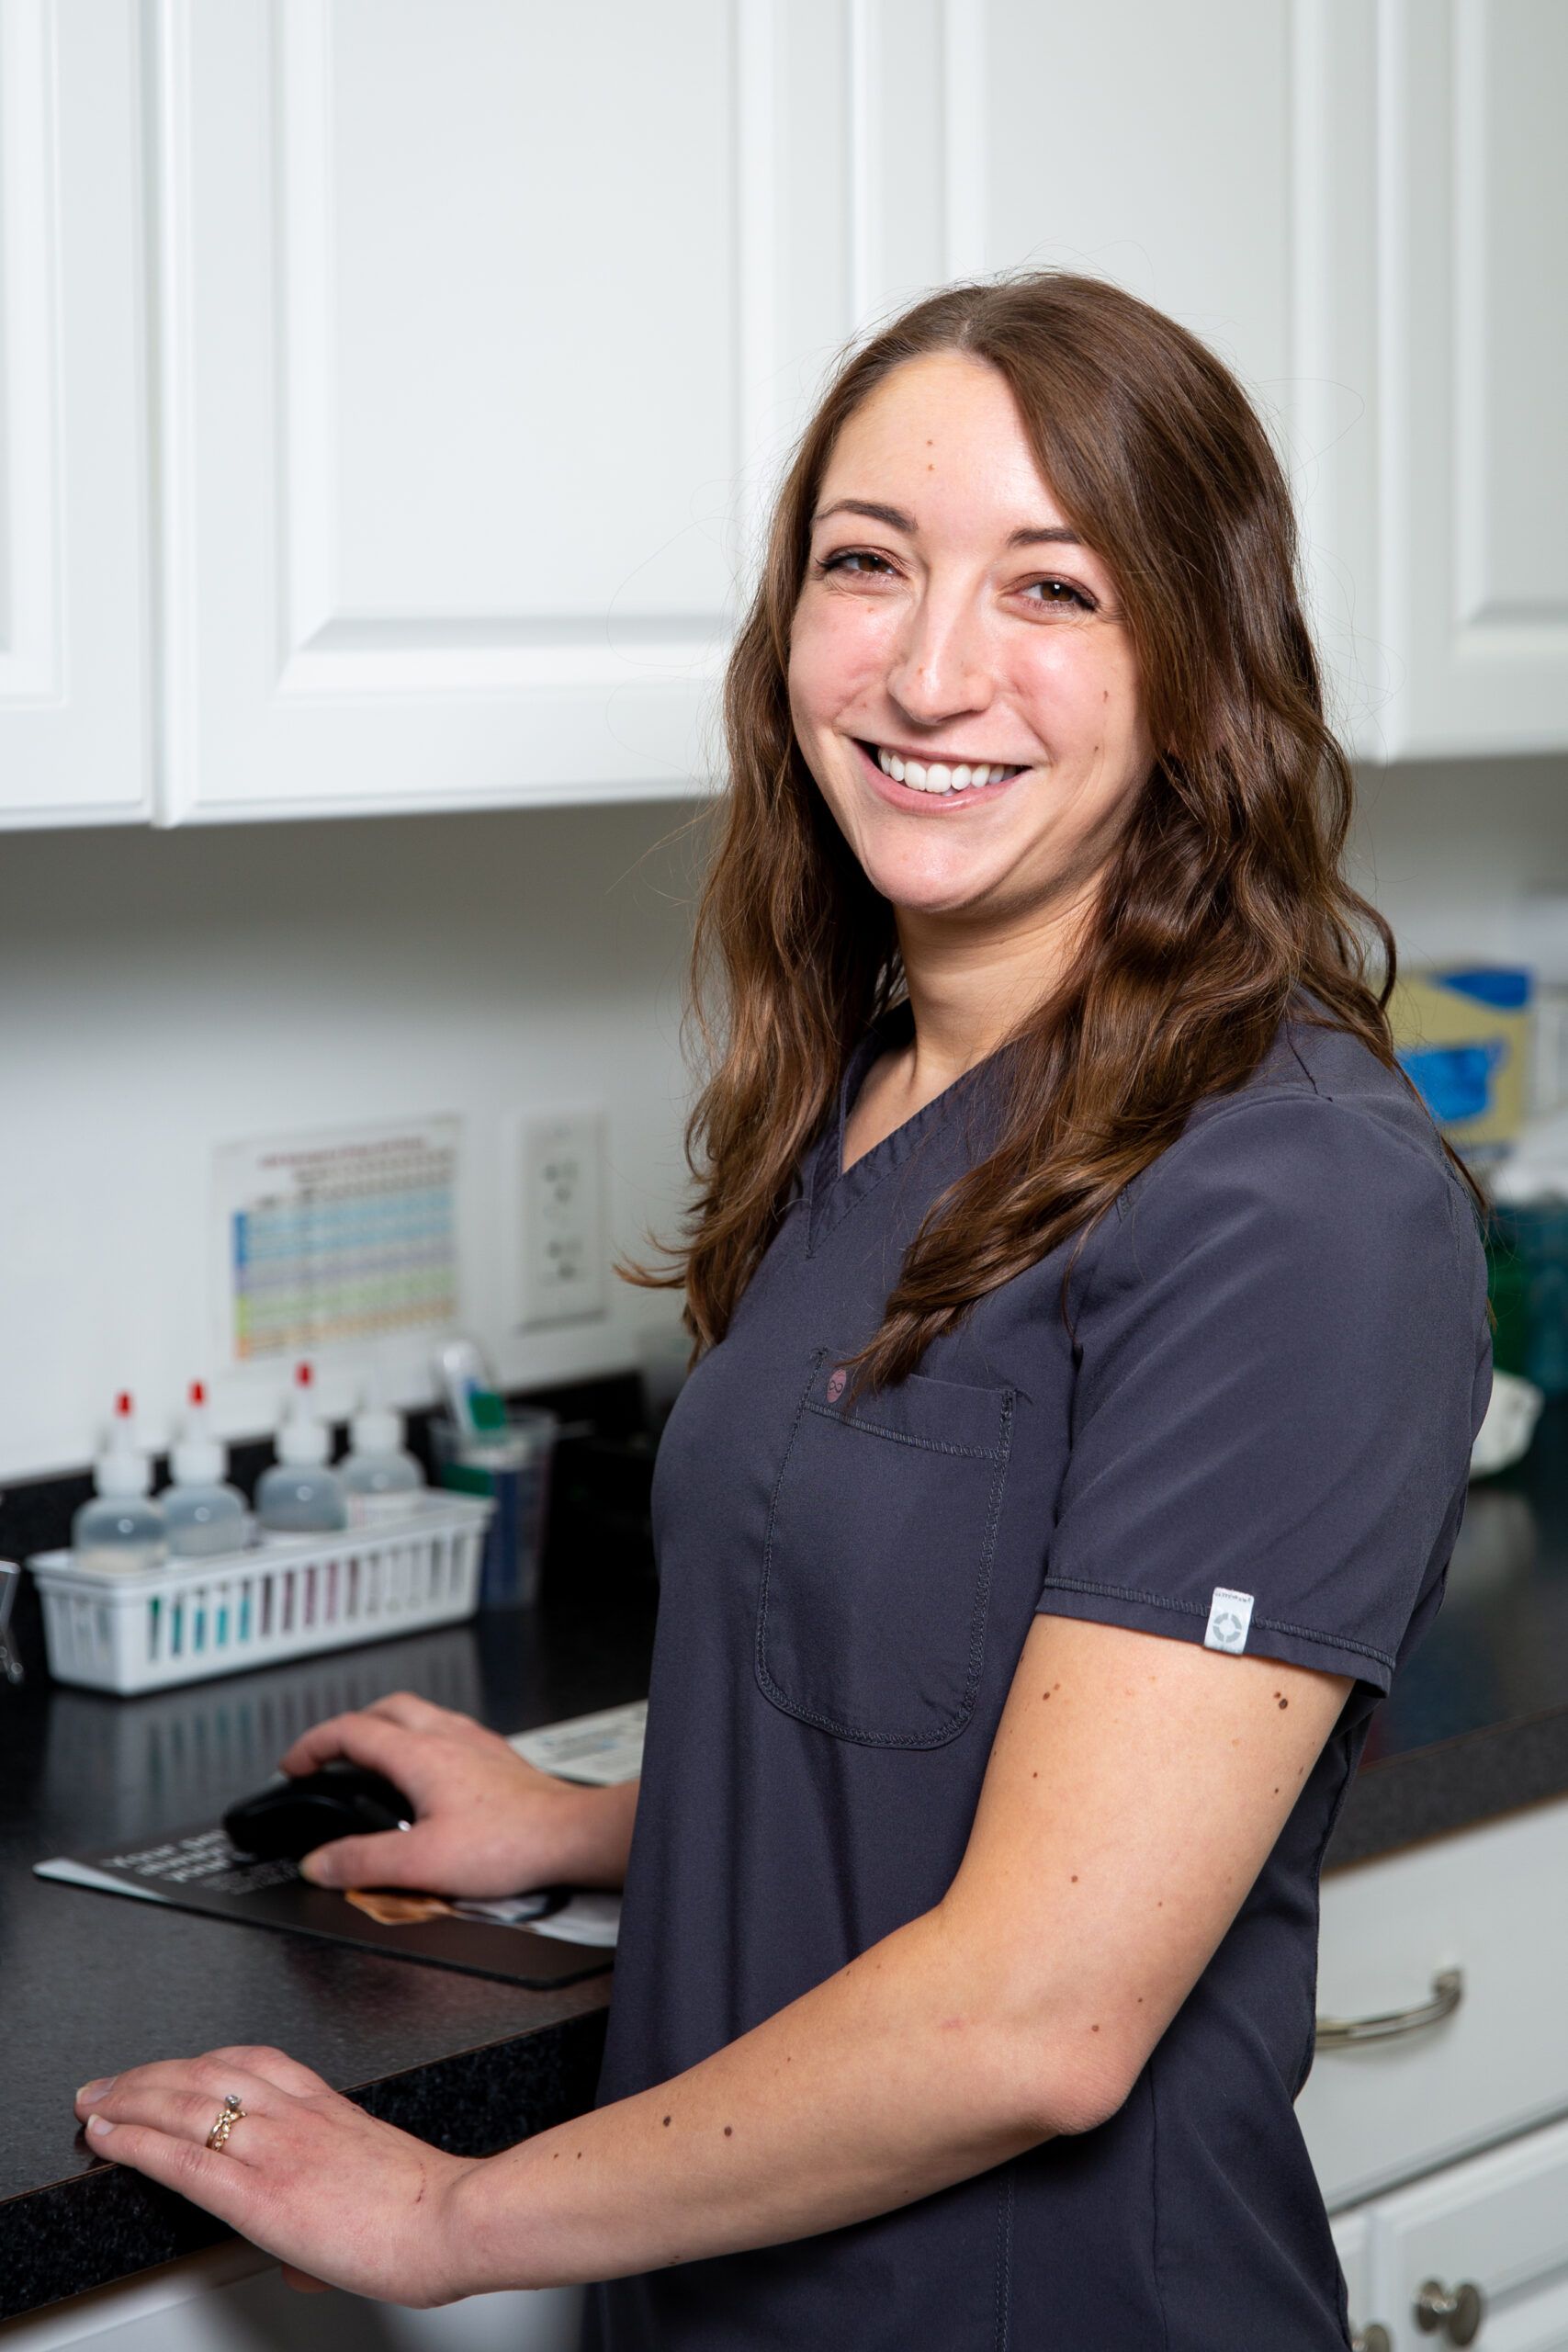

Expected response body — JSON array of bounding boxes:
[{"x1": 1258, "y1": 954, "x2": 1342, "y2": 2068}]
[{"x1": 212, "y1": 1116, "x2": 461, "y2": 1365}]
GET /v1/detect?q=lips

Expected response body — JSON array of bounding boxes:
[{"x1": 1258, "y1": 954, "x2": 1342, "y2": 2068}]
[
  {"x1": 851, "y1": 737, "x2": 1031, "y2": 810},
  {"x1": 859, "y1": 741, "x2": 1028, "y2": 795}
]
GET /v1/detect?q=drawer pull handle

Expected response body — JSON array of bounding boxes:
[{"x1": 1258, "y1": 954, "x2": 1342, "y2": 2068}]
[
  {"x1": 1351, "y1": 2327, "x2": 1393, "y2": 2352},
  {"x1": 1415, "y1": 2276, "x2": 1483, "y2": 2343},
  {"x1": 1316, "y1": 1966, "x2": 1463, "y2": 2048}
]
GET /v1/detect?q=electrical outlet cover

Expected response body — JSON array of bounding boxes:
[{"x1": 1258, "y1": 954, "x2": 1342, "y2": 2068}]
[{"x1": 514, "y1": 1108, "x2": 607, "y2": 1328}]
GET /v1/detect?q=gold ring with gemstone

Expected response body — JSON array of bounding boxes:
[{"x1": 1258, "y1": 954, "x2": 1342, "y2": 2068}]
[{"x1": 205, "y1": 2092, "x2": 245, "y2": 2152}]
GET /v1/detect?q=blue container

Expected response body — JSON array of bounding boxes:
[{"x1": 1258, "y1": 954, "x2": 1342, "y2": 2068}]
[
  {"x1": 432, "y1": 1409, "x2": 557, "y2": 1606},
  {"x1": 1488, "y1": 1203, "x2": 1568, "y2": 1396}
]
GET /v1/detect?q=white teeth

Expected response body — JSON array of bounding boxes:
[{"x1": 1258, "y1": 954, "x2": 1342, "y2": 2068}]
[{"x1": 871, "y1": 744, "x2": 1024, "y2": 792}]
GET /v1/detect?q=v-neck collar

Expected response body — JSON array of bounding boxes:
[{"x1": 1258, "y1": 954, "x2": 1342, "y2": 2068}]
[{"x1": 804, "y1": 999, "x2": 1010, "y2": 1255}]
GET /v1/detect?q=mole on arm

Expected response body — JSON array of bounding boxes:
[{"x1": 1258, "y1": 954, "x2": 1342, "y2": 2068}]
[
  {"x1": 662, "y1": 2114, "x2": 671, "y2": 2126},
  {"x1": 724, "y1": 2125, "x2": 734, "y2": 2137}
]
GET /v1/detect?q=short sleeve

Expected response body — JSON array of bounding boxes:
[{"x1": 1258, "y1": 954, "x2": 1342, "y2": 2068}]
[{"x1": 1035, "y1": 1094, "x2": 1492, "y2": 1693}]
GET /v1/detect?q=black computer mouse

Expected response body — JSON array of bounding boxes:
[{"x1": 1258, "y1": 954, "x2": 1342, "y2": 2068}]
[{"x1": 222, "y1": 1761, "x2": 414, "y2": 1862}]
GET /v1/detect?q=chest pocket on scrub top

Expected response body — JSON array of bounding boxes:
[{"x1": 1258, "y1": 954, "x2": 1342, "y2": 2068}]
[{"x1": 756, "y1": 1345, "x2": 1015, "y2": 1748}]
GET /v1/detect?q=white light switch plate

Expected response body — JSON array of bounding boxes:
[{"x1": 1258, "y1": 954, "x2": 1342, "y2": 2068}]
[{"x1": 513, "y1": 1107, "x2": 607, "y2": 1328}]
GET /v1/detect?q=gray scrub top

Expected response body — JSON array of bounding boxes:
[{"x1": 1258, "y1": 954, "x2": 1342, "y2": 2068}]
[{"x1": 583, "y1": 991, "x2": 1492, "y2": 2352}]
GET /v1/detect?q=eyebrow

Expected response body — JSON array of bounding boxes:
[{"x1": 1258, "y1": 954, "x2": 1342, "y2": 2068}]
[{"x1": 810, "y1": 498, "x2": 1083, "y2": 549}]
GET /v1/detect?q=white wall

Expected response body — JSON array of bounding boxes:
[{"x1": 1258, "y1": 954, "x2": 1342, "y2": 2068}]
[
  {"x1": 1349, "y1": 756, "x2": 1568, "y2": 967},
  {"x1": 3, "y1": 760, "x2": 1565, "y2": 1485},
  {"x1": 1, "y1": 802, "x2": 707, "y2": 1483}
]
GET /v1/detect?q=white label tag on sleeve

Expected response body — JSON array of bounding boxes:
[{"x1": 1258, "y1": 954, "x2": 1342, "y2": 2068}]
[{"x1": 1203, "y1": 1587, "x2": 1255, "y2": 1654}]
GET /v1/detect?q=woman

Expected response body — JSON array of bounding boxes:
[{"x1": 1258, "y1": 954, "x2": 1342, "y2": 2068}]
[{"x1": 73, "y1": 274, "x2": 1491, "y2": 2348}]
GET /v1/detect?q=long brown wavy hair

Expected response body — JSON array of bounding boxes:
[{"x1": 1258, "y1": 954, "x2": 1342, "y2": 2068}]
[{"x1": 621, "y1": 271, "x2": 1485, "y2": 1398}]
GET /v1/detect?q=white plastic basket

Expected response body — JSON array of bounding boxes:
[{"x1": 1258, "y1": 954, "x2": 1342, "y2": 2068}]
[{"x1": 28, "y1": 1494, "x2": 493, "y2": 1695}]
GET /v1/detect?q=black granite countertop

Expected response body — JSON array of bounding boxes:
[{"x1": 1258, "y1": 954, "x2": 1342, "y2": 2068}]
[
  {"x1": 5, "y1": 1395, "x2": 1568, "y2": 2321},
  {"x1": 0, "y1": 1577, "x2": 659, "y2": 2323}
]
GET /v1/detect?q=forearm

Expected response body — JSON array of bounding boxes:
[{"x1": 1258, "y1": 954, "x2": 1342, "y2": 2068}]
[
  {"x1": 447, "y1": 1898, "x2": 1060, "y2": 2292},
  {"x1": 545, "y1": 1777, "x2": 639, "y2": 1889}
]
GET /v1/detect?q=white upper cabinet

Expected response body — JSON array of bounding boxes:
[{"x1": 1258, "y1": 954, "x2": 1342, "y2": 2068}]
[
  {"x1": 152, "y1": 0, "x2": 975, "y2": 823},
  {"x1": 0, "y1": 0, "x2": 150, "y2": 825},
  {"x1": 155, "y1": 0, "x2": 740, "y2": 820},
  {"x1": 972, "y1": 0, "x2": 1568, "y2": 763},
  {"x1": 1300, "y1": 0, "x2": 1568, "y2": 759},
  {"x1": 2, "y1": 0, "x2": 1563, "y2": 826}
]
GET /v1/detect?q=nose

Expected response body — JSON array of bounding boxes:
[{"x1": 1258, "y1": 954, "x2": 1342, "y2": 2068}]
[{"x1": 884, "y1": 584, "x2": 993, "y2": 730}]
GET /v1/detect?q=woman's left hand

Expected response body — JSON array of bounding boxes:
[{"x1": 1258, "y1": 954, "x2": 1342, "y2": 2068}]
[{"x1": 73, "y1": 2044, "x2": 479, "y2": 2305}]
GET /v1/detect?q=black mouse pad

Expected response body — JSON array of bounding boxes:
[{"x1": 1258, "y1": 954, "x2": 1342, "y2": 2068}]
[{"x1": 33, "y1": 1824, "x2": 614, "y2": 1990}]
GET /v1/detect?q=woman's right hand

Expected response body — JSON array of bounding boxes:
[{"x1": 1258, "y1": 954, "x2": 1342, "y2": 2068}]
[{"x1": 276, "y1": 1691, "x2": 637, "y2": 1899}]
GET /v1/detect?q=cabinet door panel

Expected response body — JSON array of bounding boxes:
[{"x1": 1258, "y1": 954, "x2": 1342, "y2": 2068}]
[
  {"x1": 1369, "y1": 2115, "x2": 1568, "y2": 2352},
  {"x1": 0, "y1": 0, "x2": 149, "y2": 826},
  {"x1": 1304, "y1": 0, "x2": 1568, "y2": 757},
  {"x1": 975, "y1": 1, "x2": 1382, "y2": 755},
  {"x1": 156, "y1": 0, "x2": 964, "y2": 822},
  {"x1": 161, "y1": 0, "x2": 739, "y2": 820},
  {"x1": 1331, "y1": 2211, "x2": 1385, "y2": 2350},
  {"x1": 979, "y1": 0, "x2": 1293, "y2": 392}
]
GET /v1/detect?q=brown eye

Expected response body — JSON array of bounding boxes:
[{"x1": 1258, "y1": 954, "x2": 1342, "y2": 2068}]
[
  {"x1": 1023, "y1": 577, "x2": 1096, "y2": 613},
  {"x1": 818, "y1": 549, "x2": 897, "y2": 578}
]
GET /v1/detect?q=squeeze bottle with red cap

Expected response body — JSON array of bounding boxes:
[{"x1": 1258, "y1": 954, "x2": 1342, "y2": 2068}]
[
  {"x1": 341, "y1": 1374, "x2": 425, "y2": 1526},
  {"x1": 255, "y1": 1362, "x2": 348, "y2": 1534},
  {"x1": 72, "y1": 1393, "x2": 168, "y2": 1572},
  {"x1": 162, "y1": 1380, "x2": 247, "y2": 1557}
]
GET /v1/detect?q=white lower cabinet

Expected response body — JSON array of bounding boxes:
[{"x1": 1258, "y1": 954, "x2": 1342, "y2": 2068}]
[
  {"x1": 1307, "y1": 1793, "x2": 1568, "y2": 2350},
  {"x1": 1334, "y1": 2115, "x2": 1568, "y2": 2352},
  {"x1": 1301, "y1": 1796, "x2": 1568, "y2": 2210},
  {"x1": 2, "y1": 2243, "x2": 584, "y2": 2352},
  {"x1": 1332, "y1": 2210, "x2": 1377, "y2": 2347}
]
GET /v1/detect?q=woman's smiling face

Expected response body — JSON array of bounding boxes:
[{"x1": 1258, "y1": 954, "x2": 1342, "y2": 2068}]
[{"x1": 788, "y1": 352, "x2": 1154, "y2": 927}]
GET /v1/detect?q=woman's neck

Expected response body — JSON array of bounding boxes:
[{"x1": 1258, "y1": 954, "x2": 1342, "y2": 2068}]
[{"x1": 893, "y1": 889, "x2": 1093, "y2": 1095}]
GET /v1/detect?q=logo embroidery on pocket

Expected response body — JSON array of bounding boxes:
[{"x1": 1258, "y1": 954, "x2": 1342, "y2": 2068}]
[{"x1": 826, "y1": 1367, "x2": 847, "y2": 1403}]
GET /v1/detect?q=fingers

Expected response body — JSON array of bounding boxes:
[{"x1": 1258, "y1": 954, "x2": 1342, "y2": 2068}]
[
  {"x1": 363, "y1": 1693, "x2": 495, "y2": 1748},
  {"x1": 77, "y1": 2113, "x2": 259, "y2": 2217},
  {"x1": 298, "y1": 1826, "x2": 438, "y2": 1890},
  {"x1": 281, "y1": 2267, "x2": 333, "y2": 2294},
  {"x1": 205, "y1": 2043, "x2": 332, "y2": 2099},
  {"x1": 75, "y1": 2059, "x2": 280, "y2": 2160},
  {"x1": 276, "y1": 1708, "x2": 423, "y2": 1785}
]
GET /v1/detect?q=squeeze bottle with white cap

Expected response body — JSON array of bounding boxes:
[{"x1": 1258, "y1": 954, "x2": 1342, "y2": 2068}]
[
  {"x1": 341, "y1": 1380, "x2": 425, "y2": 1526},
  {"x1": 255, "y1": 1362, "x2": 347, "y2": 1534},
  {"x1": 72, "y1": 1393, "x2": 168, "y2": 1572},
  {"x1": 162, "y1": 1380, "x2": 247, "y2": 1558}
]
